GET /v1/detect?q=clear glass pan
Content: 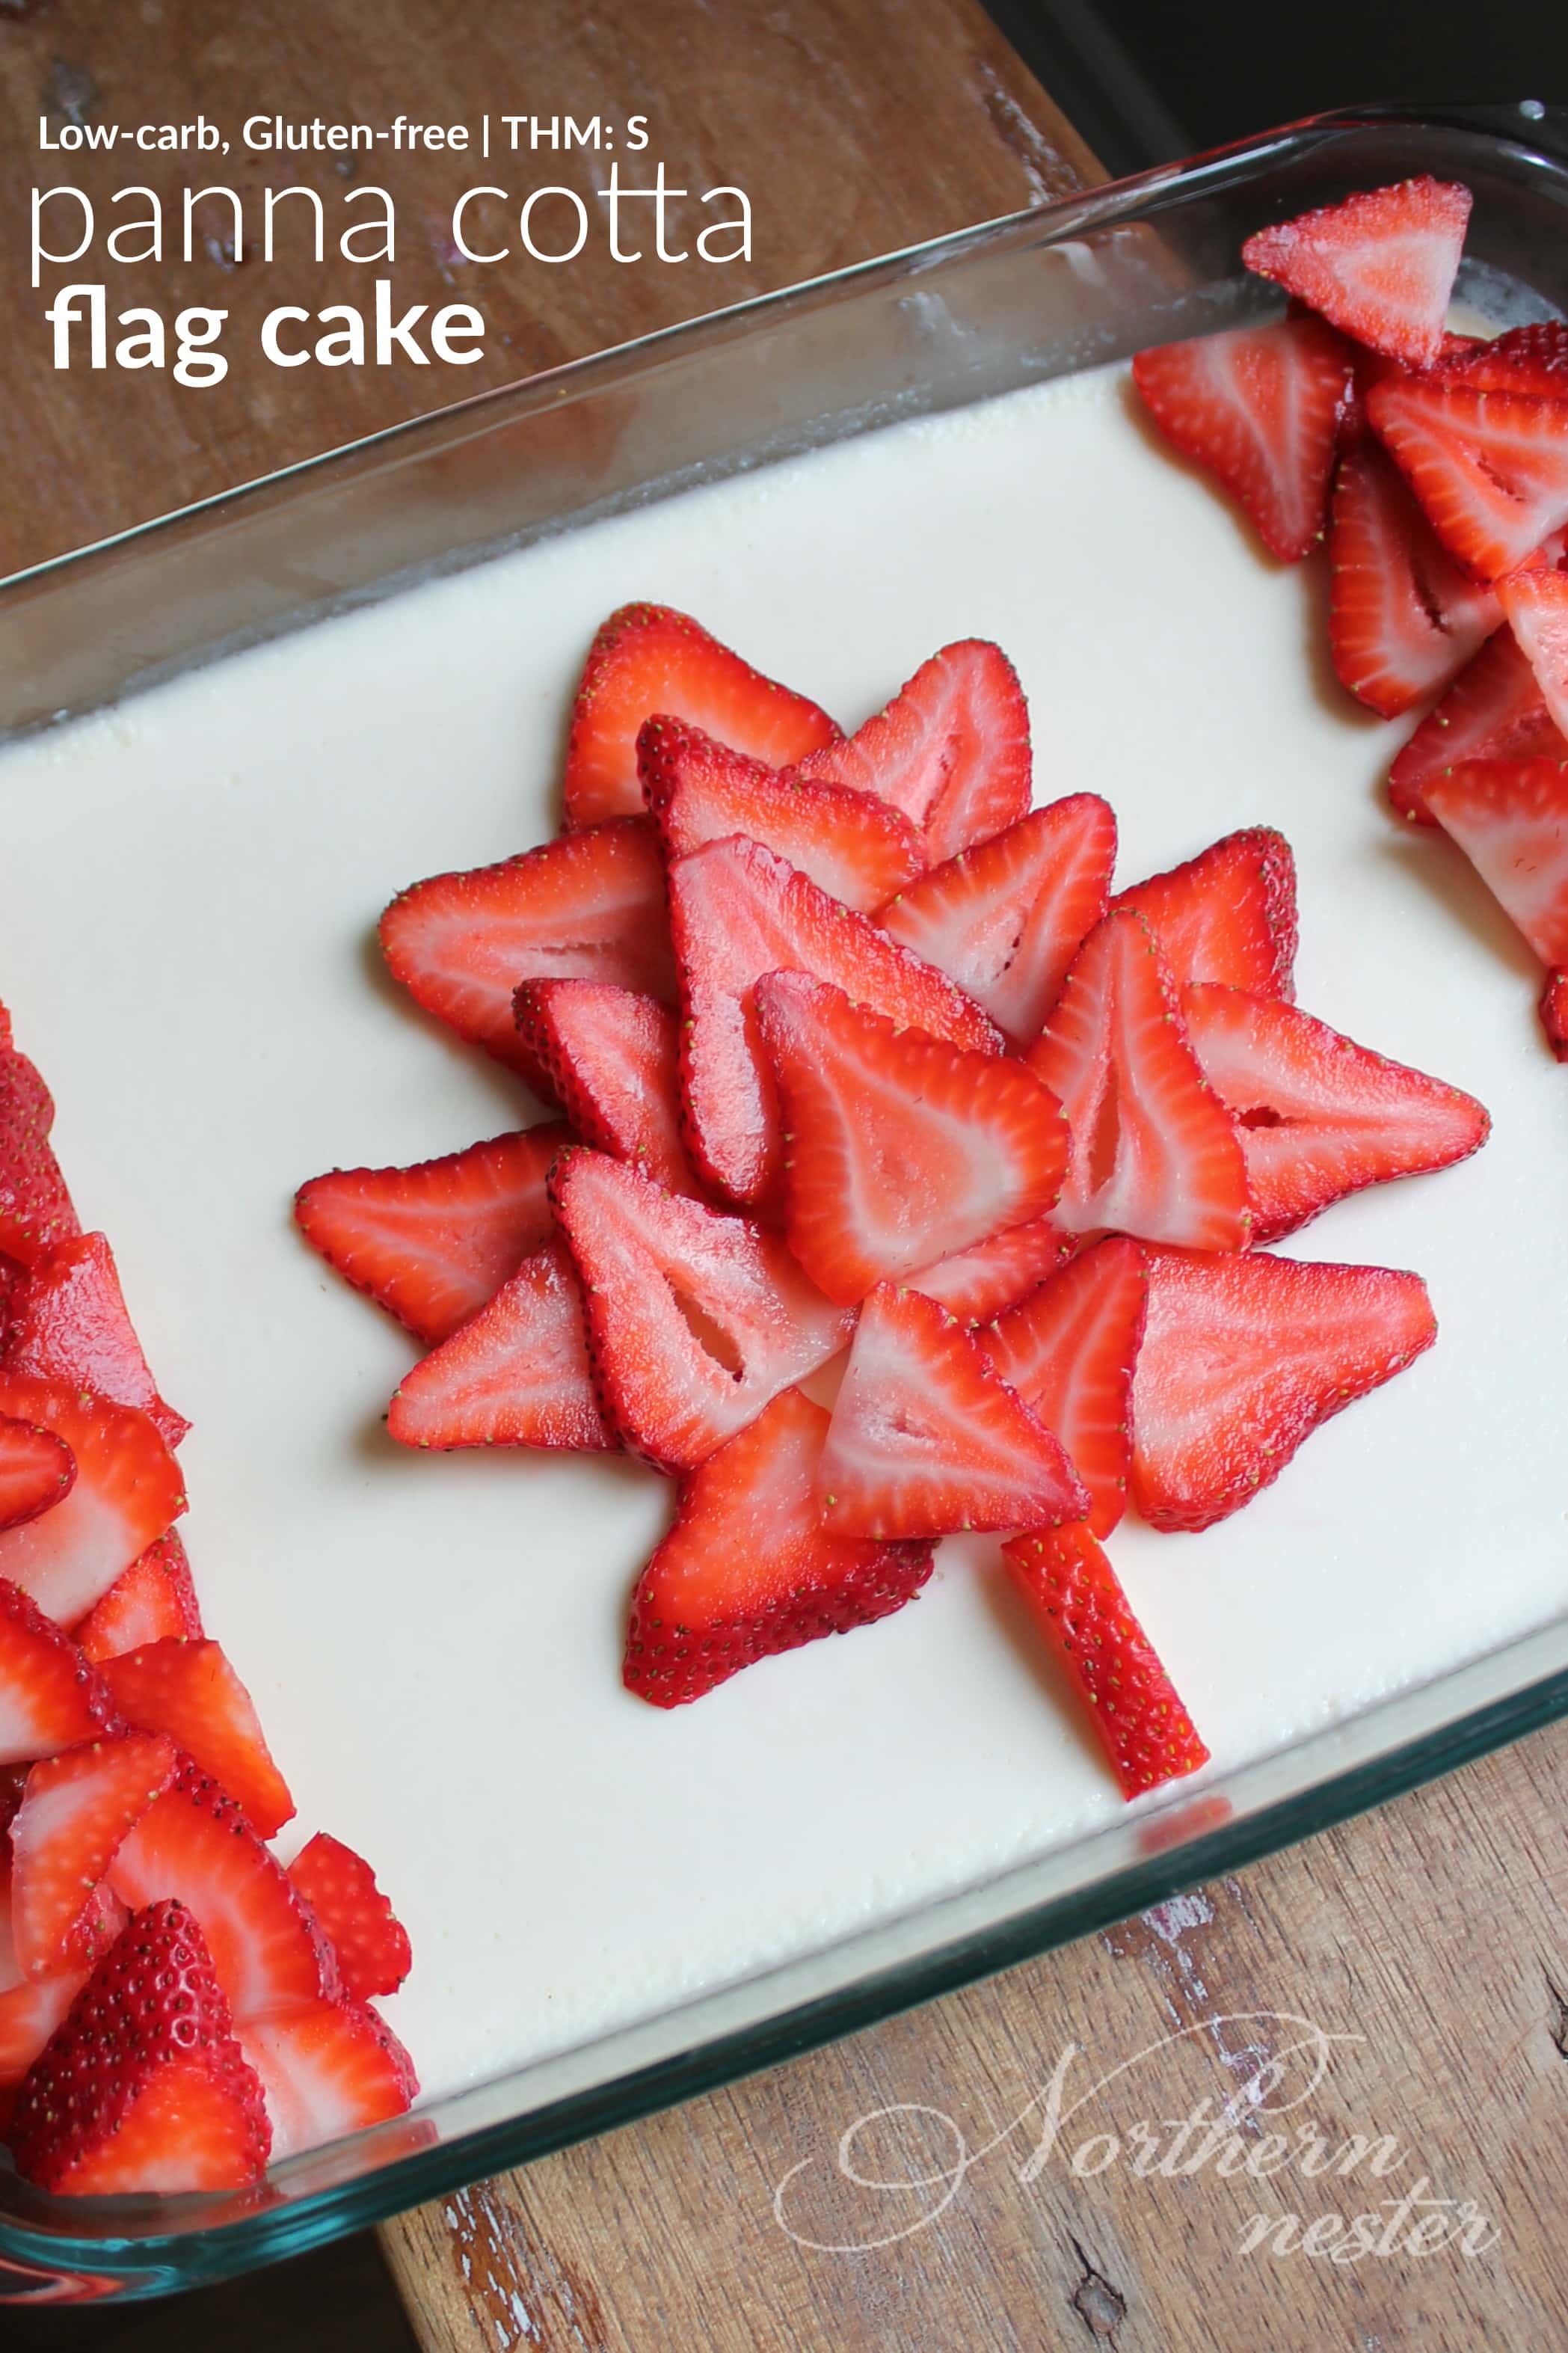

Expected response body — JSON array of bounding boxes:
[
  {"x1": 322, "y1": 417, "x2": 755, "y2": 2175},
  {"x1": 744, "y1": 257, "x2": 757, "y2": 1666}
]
[{"x1": 2, "y1": 98, "x2": 1566, "y2": 2304}]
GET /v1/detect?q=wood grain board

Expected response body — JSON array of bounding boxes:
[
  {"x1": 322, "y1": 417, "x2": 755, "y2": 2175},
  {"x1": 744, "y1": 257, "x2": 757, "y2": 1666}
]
[{"x1": 1, "y1": 4, "x2": 1563, "y2": 2349}]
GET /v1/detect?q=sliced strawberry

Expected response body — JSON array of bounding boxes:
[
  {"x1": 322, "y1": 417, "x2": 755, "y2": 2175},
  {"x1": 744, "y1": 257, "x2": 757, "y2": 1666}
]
[
  {"x1": 379, "y1": 817, "x2": 677, "y2": 1075},
  {"x1": 1183, "y1": 984, "x2": 1490, "y2": 1241},
  {"x1": 512, "y1": 981, "x2": 699, "y2": 1194},
  {"x1": 1367, "y1": 375, "x2": 1568, "y2": 582},
  {"x1": 1242, "y1": 177, "x2": 1471, "y2": 366},
  {"x1": 669, "y1": 836, "x2": 1000, "y2": 1206},
  {"x1": 1328, "y1": 441, "x2": 1504, "y2": 716},
  {"x1": 1423, "y1": 756, "x2": 1568, "y2": 974},
  {"x1": 795, "y1": 641, "x2": 1032, "y2": 862},
  {"x1": 296, "y1": 1126, "x2": 566, "y2": 1348},
  {"x1": 1130, "y1": 1247, "x2": 1436, "y2": 1532},
  {"x1": 0, "y1": 1028, "x2": 79, "y2": 1270},
  {"x1": 108, "y1": 1762, "x2": 336, "y2": 2022},
  {"x1": 101, "y1": 1642, "x2": 294, "y2": 1840},
  {"x1": 638, "y1": 714, "x2": 925, "y2": 912},
  {"x1": 1437, "y1": 321, "x2": 1568, "y2": 398},
  {"x1": 551, "y1": 1150, "x2": 851, "y2": 1469},
  {"x1": 0, "y1": 1966, "x2": 86, "y2": 2088},
  {"x1": 819, "y1": 1283, "x2": 1089, "y2": 1540},
  {"x1": 1130, "y1": 316, "x2": 1353, "y2": 561},
  {"x1": 0, "y1": 1378, "x2": 185, "y2": 1627},
  {"x1": 564, "y1": 604, "x2": 840, "y2": 829},
  {"x1": 0, "y1": 1578, "x2": 117, "y2": 1765},
  {"x1": 286, "y1": 1834, "x2": 411, "y2": 2002},
  {"x1": 9, "y1": 1732, "x2": 178, "y2": 1978},
  {"x1": 3, "y1": 1233, "x2": 188, "y2": 1449},
  {"x1": 906, "y1": 1216, "x2": 1075, "y2": 1325},
  {"x1": 1110, "y1": 828, "x2": 1298, "y2": 996},
  {"x1": 242, "y1": 1995, "x2": 416, "y2": 2161},
  {"x1": 624, "y1": 1388, "x2": 935, "y2": 1706},
  {"x1": 1003, "y1": 1521, "x2": 1209, "y2": 1799},
  {"x1": 985, "y1": 1236, "x2": 1148, "y2": 1538},
  {"x1": 0, "y1": 1414, "x2": 73, "y2": 1533},
  {"x1": 1498, "y1": 567, "x2": 1568, "y2": 739},
  {"x1": 756, "y1": 973, "x2": 1068, "y2": 1306},
  {"x1": 1028, "y1": 912, "x2": 1251, "y2": 1249},
  {"x1": 1543, "y1": 966, "x2": 1568, "y2": 1061},
  {"x1": 76, "y1": 1530, "x2": 203, "y2": 1664},
  {"x1": 387, "y1": 1235, "x2": 613, "y2": 1453},
  {"x1": 1388, "y1": 625, "x2": 1566, "y2": 823},
  {"x1": 877, "y1": 796, "x2": 1117, "y2": 1044},
  {"x1": 10, "y1": 1899, "x2": 271, "y2": 2194}
]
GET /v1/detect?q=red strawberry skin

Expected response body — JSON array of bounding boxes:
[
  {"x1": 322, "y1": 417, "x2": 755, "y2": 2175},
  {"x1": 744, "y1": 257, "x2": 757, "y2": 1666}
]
[
  {"x1": 379, "y1": 816, "x2": 677, "y2": 1074},
  {"x1": 0, "y1": 1414, "x2": 74, "y2": 1535},
  {"x1": 9, "y1": 1731, "x2": 178, "y2": 1979},
  {"x1": 1130, "y1": 1248, "x2": 1437, "y2": 1533},
  {"x1": 624, "y1": 1389, "x2": 935, "y2": 1707},
  {"x1": 0, "y1": 1377, "x2": 185, "y2": 1628},
  {"x1": 76, "y1": 1530, "x2": 203, "y2": 1665},
  {"x1": 1110, "y1": 828, "x2": 1298, "y2": 998},
  {"x1": 286, "y1": 1834, "x2": 412, "y2": 2002},
  {"x1": 1388, "y1": 626, "x2": 1566, "y2": 825},
  {"x1": 0, "y1": 1022, "x2": 80, "y2": 1270},
  {"x1": 1438, "y1": 322, "x2": 1568, "y2": 398},
  {"x1": 295, "y1": 1126, "x2": 566, "y2": 1348},
  {"x1": 565, "y1": 603, "x2": 840, "y2": 829},
  {"x1": 0, "y1": 1576, "x2": 119, "y2": 1766},
  {"x1": 512, "y1": 981, "x2": 699, "y2": 1196},
  {"x1": 3, "y1": 1233, "x2": 188, "y2": 1450},
  {"x1": 1131, "y1": 316, "x2": 1353, "y2": 562},
  {"x1": 1002, "y1": 1523, "x2": 1210, "y2": 1799},
  {"x1": 1242, "y1": 177, "x2": 1472, "y2": 367},
  {"x1": 1543, "y1": 966, "x2": 1568, "y2": 1061},
  {"x1": 10, "y1": 1898, "x2": 271, "y2": 2195},
  {"x1": 101, "y1": 1639, "x2": 295, "y2": 1840}
]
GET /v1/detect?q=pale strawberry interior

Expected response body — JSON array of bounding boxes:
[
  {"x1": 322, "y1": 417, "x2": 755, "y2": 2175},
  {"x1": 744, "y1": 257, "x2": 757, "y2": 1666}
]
[{"x1": 0, "y1": 352, "x2": 1564, "y2": 2111}]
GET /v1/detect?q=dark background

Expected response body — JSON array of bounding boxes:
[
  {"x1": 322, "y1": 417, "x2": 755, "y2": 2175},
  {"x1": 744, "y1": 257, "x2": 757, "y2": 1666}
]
[{"x1": 990, "y1": 0, "x2": 1568, "y2": 177}]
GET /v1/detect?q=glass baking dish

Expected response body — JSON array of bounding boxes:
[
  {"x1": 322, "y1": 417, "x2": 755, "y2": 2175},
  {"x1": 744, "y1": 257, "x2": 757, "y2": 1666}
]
[{"x1": 1, "y1": 97, "x2": 1565, "y2": 2304}]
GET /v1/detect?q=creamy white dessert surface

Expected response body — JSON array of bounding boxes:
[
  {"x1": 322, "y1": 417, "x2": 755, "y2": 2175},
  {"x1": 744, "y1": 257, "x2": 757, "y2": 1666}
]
[{"x1": 1, "y1": 357, "x2": 1564, "y2": 2108}]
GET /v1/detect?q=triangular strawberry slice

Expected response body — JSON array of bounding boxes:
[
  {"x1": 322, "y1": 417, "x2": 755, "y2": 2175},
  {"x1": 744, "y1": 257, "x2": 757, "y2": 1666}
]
[
  {"x1": 1328, "y1": 441, "x2": 1504, "y2": 717},
  {"x1": 906, "y1": 1216, "x2": 1074, "y2": 1325},
  {"x1": 639, "y1": 714, "x2": 925, "y2": 912},
  {"x1": 512, "y1": 981, "x2": 699, "y2": 1194},
  {"x1": 1367, "y1": 375, "x2": 1568, "y2": 581},
  {"x1": 0, "y1": 1377, "x2": 185, "y2": 1627},
  {"x1": 795, "y1": 640, "x2": 1032, "y2": 862},
  {"x1": 563, "y1": 603, "x2": 840, "y2": 829},
  {"x1": 0, "y1": 1966, "x2": 86, "y2": 2092},
  {"x1": 1002, "y1": 1522, "x2": 1209, "y2": 1798},
  {"x1": 1130, "y1": 1247, "x2": 1436, "y2": 1532},
  {"x1": 10, "y1": 1899, "x2": 271, "y2": 2194},
  {"x1": 387, "y1": 1235, "x2": 613, "y2": 1453},
  {"x1": 10, "y1": 1732, "x2": 178, "y2": 1978},
  {"x1": 755, "y1": 973, "x2": 1068, "y2": 1306},
  {"x1": 1543, "y1": 966, "x2": 1568, "y2": 1061},
  {"x1": 108, "y1": 1761, "x2": 336, "y2": 2022},
  {"x1": 1498, "y1": 568, "x2": 1568, "y2": 738},
  {"x1": 3, "y1": 1233, "x2": 188, "y2": 1449},
  {"x1": 1436, "y1": 321, "x2": 1568, "y2": 397},
  {"x1": 1027, "y1": 912, "x2": 1251, "y2": 1249},
  {"x1": 0, "y1": 1577, "x2": 117, "y2": 1765},
  {"x1": 379, "y1": 816, "x2": 677, "y2": 1075},
  {"x1": 0, "y1": 1415, "x2": 73, "y2": 1533},
  {"x1": 241, "y1": 1995, "x2": 417, "y2": 2162},
  {"x1": 102, "y1": 1640, "x2": 294, "y2": 1839},
  {"x1": 1110, "y1": 828, "x2": 1298, "y2": 995},
  {"x1": 295, "y1": 1125, "x2": 567, "y2": 1347},
  {"x1": 552, "y1": 1150, "x2": 852, "y2": 1468},
  {"x1": 286, "y1": 1835, "x2": 411, "y2": 2002},
  {"x1": 1182, "y1": 983, "x2": 1490, "y2": 1242},
  {"x1": 1242, "y1": 177, "x2": 1472, "y2": 366},
  {"x1": 0, "y1": 1023, "x2": 80, "y2": 1268},
  {"x1": 1130, "y1": 316, "x2": 1353, "y2": 562},
  {"x1": 624, "y1": 1387, "x2": 935, "y2": 1706},
  {"x1": 1423, "y1": 755, "x2": 1568, "y2": 970},
  {"x1": 76, "y1": 1530, "x2": 203, "y2": 1664},
  {"x1": 1388, "y1": 625, "x2": 1566, "y2": 824},
  {"x1": 985, "y1": 1235, "x2": 1148, "y2": 1538},
  {"x1": 878, "y1": 795, "x2": 1117, "y2": 1044},
  {"x1": 669, "y1": 836, "x2": 1000, "y2": 1205},
  {"x1": 819, "y1": 1283, "x2": 1089, "y2": 1539}
]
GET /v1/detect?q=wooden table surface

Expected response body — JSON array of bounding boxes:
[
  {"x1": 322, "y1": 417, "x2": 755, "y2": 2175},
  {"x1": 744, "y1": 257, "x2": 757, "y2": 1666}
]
[{"x1": 5, "y1": 5, "x2": 1567, "y2": 2349}]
